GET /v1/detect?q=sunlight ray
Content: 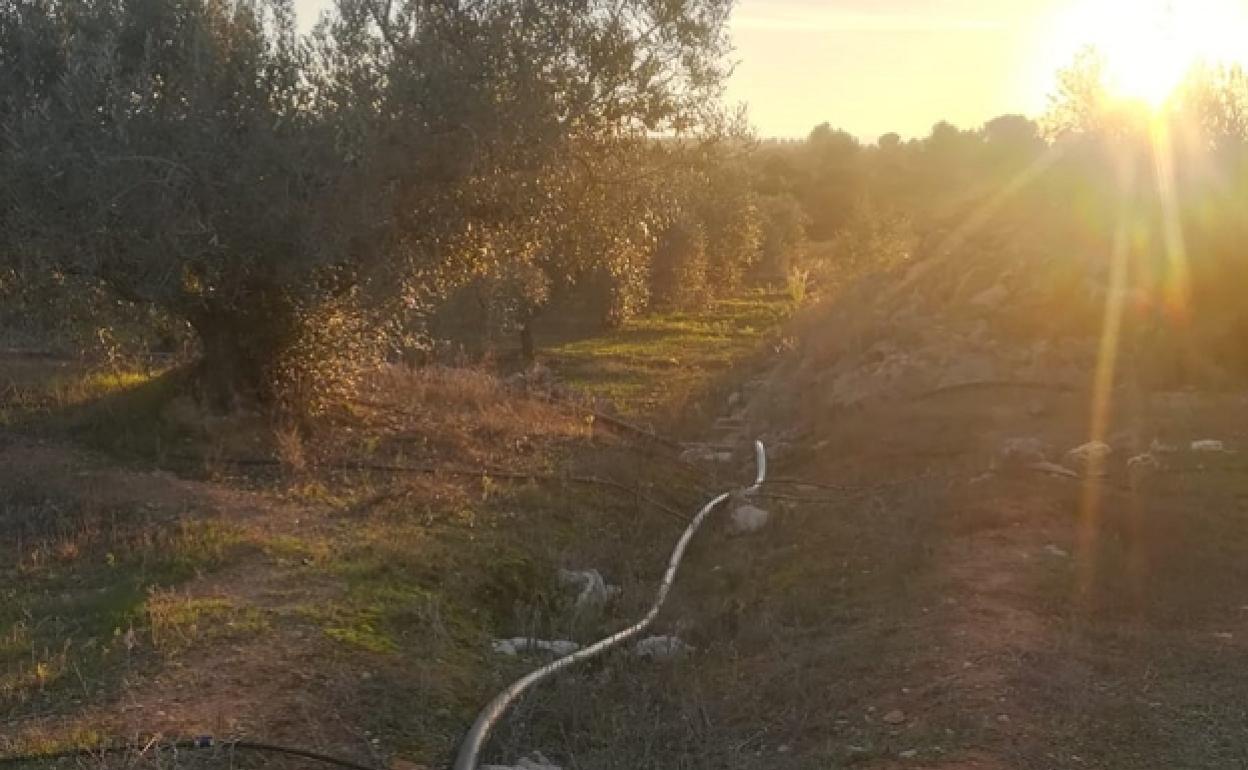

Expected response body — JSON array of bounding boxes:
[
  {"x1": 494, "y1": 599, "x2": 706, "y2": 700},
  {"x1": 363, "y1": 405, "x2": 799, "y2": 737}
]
[
  {"x1": 1150, "y1": 119, "x2": 1193, "y2": 319},
  {"x1": 929, "y1": 146, "x2": 1066, "y2": 263},
  {"x1": 1076, "y1": 157, "x2": 1136, "y2": 597}
]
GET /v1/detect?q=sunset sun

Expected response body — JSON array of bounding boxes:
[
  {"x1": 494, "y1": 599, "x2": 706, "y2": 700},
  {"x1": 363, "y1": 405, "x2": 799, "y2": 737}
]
[{"x1": 1067, "y1": 0, "x2": 1248, "y2": 108}]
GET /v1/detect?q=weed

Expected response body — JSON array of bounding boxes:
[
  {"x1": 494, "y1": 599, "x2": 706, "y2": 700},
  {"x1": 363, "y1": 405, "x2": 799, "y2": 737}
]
[{"x1": 146, "y1": 593, "x2": 268, "y2": 654}]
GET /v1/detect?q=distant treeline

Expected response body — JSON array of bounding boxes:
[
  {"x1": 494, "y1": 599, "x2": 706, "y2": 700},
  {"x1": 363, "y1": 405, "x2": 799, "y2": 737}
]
[{"x1": 759, "y1": 52, "x2": 1248, "y2": 386}]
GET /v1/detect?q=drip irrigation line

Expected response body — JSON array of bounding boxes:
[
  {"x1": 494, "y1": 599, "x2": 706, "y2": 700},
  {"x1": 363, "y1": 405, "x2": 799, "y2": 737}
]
[
  {"x1": 452, "y1": 441, "x2": 767, "y2": 770},
  {"x1": 765, "y1": 472, "x2": 952, "y2": 494},
  {"x1": 581, "y1": 407, "x2": 682, "y2": 450},
  {"x1": 750, "y1": 490, "x2": 861, "y2": 505},
  {"x1": 913, "y1": 380, "x2": 1078, "y2": 400},
  {"x1": 165, "y1": 453, "x2": 695, "y2": 526},
  {"x1": 0, "y1": 737, "x2": 378, "y2": 770}
]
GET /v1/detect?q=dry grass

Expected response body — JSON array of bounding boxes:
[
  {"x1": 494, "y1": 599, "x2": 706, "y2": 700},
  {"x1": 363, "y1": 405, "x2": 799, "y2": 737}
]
[{"x1": 0, "y1": 296, "x2": 794, "y2": 769}]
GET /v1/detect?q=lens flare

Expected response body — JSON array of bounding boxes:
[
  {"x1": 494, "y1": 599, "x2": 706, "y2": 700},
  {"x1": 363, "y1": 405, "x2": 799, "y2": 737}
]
[{"x1": 1053, "y1": 0, "x2": 1248, "y2": 108}]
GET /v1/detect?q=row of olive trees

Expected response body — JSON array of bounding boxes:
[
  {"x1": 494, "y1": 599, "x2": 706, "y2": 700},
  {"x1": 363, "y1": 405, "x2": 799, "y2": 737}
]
[
  {"x1": 432, "y1": 135, "x2": 810, "y2": 358},
  {"x1": 0, "y1": 0, "x2": 739, "y2": 410}
]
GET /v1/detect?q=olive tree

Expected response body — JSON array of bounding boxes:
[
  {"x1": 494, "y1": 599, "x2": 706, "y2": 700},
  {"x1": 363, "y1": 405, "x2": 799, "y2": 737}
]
[{"x1": 1, "y1": 0, "x2": 736, "y2": 407}]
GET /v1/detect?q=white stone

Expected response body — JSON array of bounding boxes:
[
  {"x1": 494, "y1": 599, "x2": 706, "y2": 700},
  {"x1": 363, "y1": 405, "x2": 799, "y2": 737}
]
[
  {"x1": 481, "y1": 752, "x2": 562, "y2": 770},
  {"x1": 1029, "y1": 461, "x2": 1079, "y2": 479},
  {"x1": 492, "y1": 638, "x2": 579, "y2": 657},
  {"x1": 1064, "y1": 441, "x2": 1112, "y2": 475},
  {"x1": 1126, "y1": 453, "x2": 1161, "y2": 484},
  {"x1": 557, "y1": 569, "x2": 620, "y2": 612},
  {"x1": 1191, "y1": 439, "x2": 1226, "y2": 453},
  {"x1": 633, "y1": 635, "x2": 694, "y2": 660},
  {"x1": 729, "y1": 504, "x2": 771, "y2": 535}
]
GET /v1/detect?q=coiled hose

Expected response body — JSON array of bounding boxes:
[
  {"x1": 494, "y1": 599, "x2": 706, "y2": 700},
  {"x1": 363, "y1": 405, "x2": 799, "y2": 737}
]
[{"x1": 453, "y1": 441, "x2": 768, "y2": 770}]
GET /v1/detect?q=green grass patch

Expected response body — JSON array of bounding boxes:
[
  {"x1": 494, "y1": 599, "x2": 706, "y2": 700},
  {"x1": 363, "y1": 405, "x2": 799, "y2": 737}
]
[
  {"x1": 146, "y1": 594, "x2": 268, "y2": 654},
  {"x1": 544, "y1": 290, "x2": 794, "y2": 415},
  {"x1": 0, "y1": 515, "x2": 251, "y2": 714}
]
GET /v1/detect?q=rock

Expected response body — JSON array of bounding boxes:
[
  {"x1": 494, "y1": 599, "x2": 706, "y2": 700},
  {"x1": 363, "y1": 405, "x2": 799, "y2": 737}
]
[
  {"x1": 727, "y1": 391, "x2": 742, "y2": 408},
  {"x1": 729, "y1": 504, "x2": 771, "y2": 535},
  {"x1": 1063, "y1": 441, "x2": 1112, "y2": 476},
  {"x1": 482, "y1": 751, "x2": 562, "y2": 770},
  {"x1": 971, "y1": 284, "x2": 1009, "y2": 310},
  {"x1": 882, "y1": 709, "x2": 907, "y2": 725},
  {"x1": 492, "y1": 638, "x2": 579, "y2": 657},
  {"x1": 993, "y1": 437, "x2": 1048, "y2": 470},
  {"x1": 1126, "y1": 453, "x2": 1161, "y2": 485},
  {"x1": 633, "y1": 635, "x2": 694, "y2": 660},
  {"x1": 899, "y1": 749, "x2": 919, "y2": 759},
  {"x1": 1044, "y1": 544, "x2": 1070, "y2": 558},
  {"x1": 1191, "y1": 439, "x2": 1226, "y2": 453},
  {"x1": 557, "y1": 569, "x2": 620, "y2": 613},
  {"x1": 1028, "y1": 461, "x2": 1079, "y2": 479}
]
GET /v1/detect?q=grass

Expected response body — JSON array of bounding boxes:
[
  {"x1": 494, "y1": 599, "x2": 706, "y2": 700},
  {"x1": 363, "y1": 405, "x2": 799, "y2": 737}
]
[
  {"x1": 0, "y1": 293, "x2": 796, "y2": 767},
  {"x1": 0, "y1": 520, "x2": 253, "y2": 720},
  {"x1": 543, "y1": 291, "x2": 795, "y2": 417},
  {"x1": 8, "y1": 281, "x2": 1248, "y2": 767}
]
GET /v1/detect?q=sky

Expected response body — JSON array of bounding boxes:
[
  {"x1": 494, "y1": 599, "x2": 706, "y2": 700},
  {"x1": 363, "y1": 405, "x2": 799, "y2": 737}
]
[
  {"x1": 724, "y1": 0, "x2": 1065, "y2": 139},
  {"x1": 291, "y1": 0, "x2": 1248, "y2": 142}
]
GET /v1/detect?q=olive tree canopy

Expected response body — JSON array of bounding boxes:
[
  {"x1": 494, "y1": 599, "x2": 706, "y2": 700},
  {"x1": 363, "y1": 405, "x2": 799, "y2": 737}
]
[{"x1": 0, "y1": 0, "x2": 735, "y2": 407}]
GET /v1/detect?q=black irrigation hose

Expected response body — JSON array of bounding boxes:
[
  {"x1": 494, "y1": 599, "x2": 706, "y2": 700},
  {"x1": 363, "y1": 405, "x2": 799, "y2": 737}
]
[
  {"x1": 765, "y1": 472, "x2": 953, "y2": 494},
  {"x1": 912, "y1": 379, "x2": 1079, "y2": 400},
  {"x1": 168, "y1": 453, "x2": 927, "y2": 515},
  {"x1": 165, "y1": 453, "x2": 696, "y2": 526},
  {"x1": 0, "y1": 738, "x2": 378, "y2": 770}
]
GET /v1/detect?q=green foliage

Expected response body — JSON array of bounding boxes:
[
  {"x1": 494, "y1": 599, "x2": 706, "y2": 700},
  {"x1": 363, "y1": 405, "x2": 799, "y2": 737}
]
[
  {"x1": 827, "y1": 201, "x2": 916, "y2": 283},
  {"x1": 649, "y1": 216, "x2": 709, "y2": 311},
  {"x1": 0, "y1": 0, "x2": 738, "y2": 410},
  {"x1": 756, "y1": 194, "x2": 808, "y2": 282},
  {"x1": 697, "y1": 161, "x2": 763, "y2": 294},
  {"x1": 799, "y1": 124, "x2": 865, "y2": 239}
]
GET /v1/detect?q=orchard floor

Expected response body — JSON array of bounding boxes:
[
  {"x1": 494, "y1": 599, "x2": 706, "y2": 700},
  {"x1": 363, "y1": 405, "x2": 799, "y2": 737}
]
[{"x1": 5, "y1": 295, "x2": 1248, "y2": 769}]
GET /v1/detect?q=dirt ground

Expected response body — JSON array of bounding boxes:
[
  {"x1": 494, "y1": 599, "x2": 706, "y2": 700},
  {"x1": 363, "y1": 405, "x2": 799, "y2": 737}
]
[
  {"x1": 620, "y1": 383, "x2": 1248, "y2": 769},
  {"x1": 5, "y1": 335, "x2": 1248, "y2": 769}
]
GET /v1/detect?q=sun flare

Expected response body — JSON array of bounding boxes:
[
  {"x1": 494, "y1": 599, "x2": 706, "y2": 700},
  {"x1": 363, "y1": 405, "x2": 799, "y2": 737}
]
[{"x1": 1058, "y1": 0, "x2": 1248, "y2": 108}]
